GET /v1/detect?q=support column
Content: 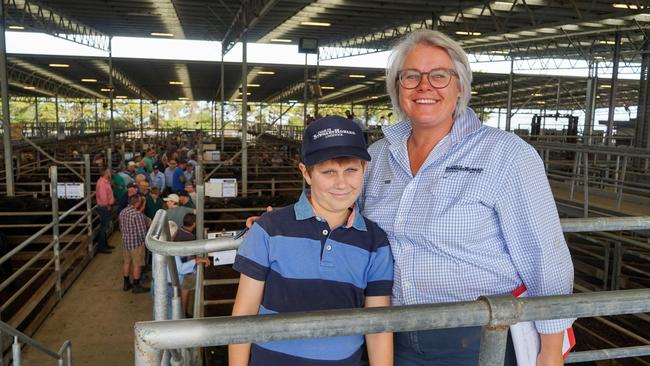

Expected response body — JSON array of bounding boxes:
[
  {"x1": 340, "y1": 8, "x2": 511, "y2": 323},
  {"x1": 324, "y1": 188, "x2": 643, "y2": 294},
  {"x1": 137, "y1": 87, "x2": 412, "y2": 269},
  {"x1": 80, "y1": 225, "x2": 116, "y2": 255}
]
[
  {"x1": 605, "y1": 32, "x2": 621, "y2": 145},
  {"x1": 0, "y1": 0, "x2": 15, "y2": 196},
  {"x1": 241, "y1": 36, "x2": 248, "y2": 197},
  {"x1": 584, "y1": 62, "x2": 598, "y2": 145},
  {"x1": 94, "y1": 97, "x2": 99, "y2": 133},
  {"x1": 303, "y1": 53, "x2": 308, "y2": 125},
  {"x1": 140, "y1": 94, "x2": 145, "y2": 139},
  {"x1": 505, "y1": 58, "x2": 514, "y2": 132},
  {"x1": 109, "y1": 36, "x2": 115, "y2": 147},
  {"x1": 636, "y1": 41, "x2": 650, "y2": 150},
  {"x1": 55, "y1": 94, "x2": 60, "y2": 139},
  {"x1": 220, "y1": 52, "x2": 225, "y2": 152},
  {"x1": 315, "y1": 49, "x2": 320, "y2": 117}
]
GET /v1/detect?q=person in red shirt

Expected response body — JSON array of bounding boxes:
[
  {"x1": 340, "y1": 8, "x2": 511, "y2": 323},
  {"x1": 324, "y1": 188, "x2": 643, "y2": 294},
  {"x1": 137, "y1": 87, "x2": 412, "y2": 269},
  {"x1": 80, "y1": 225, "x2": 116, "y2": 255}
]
[{"x1": 95, "y1": 168, "x2": 115, "y2": 254}]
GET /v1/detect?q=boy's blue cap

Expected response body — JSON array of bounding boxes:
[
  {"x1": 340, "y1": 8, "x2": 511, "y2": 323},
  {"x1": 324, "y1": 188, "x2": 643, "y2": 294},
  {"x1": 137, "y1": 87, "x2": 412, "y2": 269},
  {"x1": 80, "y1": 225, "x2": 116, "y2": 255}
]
[{"x1": 301, "y1": 115, "x2": 371, "y2": 166}]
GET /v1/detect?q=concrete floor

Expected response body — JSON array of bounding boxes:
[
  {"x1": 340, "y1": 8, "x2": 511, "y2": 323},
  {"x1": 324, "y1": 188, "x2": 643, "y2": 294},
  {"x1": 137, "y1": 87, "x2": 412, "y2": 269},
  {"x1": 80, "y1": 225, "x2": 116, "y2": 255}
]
[{"x1": 21, "y1": 232, "x2": 151, "y2": 365}]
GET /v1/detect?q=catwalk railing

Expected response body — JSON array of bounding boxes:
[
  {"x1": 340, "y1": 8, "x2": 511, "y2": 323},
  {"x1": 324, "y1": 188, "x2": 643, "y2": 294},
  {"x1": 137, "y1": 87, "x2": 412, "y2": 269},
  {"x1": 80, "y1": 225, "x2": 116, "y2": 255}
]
[
  {"x1": 139, "y1": 213, "x2": 650, "y2": 366},
  {"x1": 0, "y1": 320, "x2": 72, "y2": 366},
  {"x1": 0, "y1": 157, "x2": 96, "y2": 364}
]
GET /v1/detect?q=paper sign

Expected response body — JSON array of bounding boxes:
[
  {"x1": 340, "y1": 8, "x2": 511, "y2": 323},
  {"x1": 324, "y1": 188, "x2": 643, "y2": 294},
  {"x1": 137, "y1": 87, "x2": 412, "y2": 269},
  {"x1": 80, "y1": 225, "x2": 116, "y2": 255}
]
[
  {"x1": 206, "y1": 178, "x2": 237, "y2": 198},
  {"x1": 203, "y1": 143, "x2": 217, "y2": 150},
  {"x1": 56, "y1": 183, "x2": 85, "y2": 199},
  {"x1": 203, "y1": 150, "x2": 221, "y2": 162},
  {"x1": 207, "y1": 231, "x2": 239, "y2": 266}
]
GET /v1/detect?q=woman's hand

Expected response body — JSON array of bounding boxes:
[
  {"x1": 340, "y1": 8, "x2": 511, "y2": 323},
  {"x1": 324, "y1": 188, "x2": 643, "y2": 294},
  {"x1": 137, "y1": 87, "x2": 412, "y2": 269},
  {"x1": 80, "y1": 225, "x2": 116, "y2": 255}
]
[
  {"x1": 537, "y1": 332, "x2": 564, "y2": 366},
  {"x1": 245, "y1": 206, "x2": 273, "y2": 229}
]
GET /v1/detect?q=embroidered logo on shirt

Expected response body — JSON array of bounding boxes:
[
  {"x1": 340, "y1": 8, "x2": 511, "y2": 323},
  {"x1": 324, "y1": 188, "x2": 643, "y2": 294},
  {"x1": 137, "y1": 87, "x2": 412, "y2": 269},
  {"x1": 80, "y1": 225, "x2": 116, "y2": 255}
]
[{"x1": 445, "y1": 165, "x2": 483, "y2": 173}]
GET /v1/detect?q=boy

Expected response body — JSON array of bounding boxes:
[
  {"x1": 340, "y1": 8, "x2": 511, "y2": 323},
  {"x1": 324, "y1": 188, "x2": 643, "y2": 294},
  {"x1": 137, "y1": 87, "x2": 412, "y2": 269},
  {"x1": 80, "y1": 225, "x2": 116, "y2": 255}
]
[{"x1": 230, "y1": 116, "x2": 394, "y2": 366}]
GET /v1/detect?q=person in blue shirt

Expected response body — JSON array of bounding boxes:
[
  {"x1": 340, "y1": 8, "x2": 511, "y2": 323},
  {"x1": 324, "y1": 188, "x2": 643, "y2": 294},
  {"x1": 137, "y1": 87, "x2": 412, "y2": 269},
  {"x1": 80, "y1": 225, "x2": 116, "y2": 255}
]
[
  {"x1": 231, "y1": 116, "x2": 394, "y2": 366},
  {"x1": 171, "y1": 160, "x2": 187, "y2": 193},
  {"x1": 361, "y1": 29, "x2": 574, "y2": 365}
]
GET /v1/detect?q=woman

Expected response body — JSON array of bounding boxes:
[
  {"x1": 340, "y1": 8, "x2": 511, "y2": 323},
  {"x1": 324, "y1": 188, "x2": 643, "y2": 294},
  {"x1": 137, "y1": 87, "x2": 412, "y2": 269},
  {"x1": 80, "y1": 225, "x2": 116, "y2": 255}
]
[{"x1": 360, "y1": 29, "x2": 573, "y2": 365}]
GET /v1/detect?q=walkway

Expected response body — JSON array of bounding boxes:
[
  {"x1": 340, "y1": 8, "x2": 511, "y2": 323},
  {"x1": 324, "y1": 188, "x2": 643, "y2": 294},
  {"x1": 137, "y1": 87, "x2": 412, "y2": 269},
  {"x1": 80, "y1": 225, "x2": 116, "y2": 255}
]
[{"x1": 21, "y1": 232, "x2": 151, "y2": 365}]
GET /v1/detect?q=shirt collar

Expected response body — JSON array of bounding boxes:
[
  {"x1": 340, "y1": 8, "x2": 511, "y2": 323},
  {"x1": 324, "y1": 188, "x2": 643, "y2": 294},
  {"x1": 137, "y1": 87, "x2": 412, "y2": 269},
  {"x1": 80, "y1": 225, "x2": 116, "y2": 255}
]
[
  {"x1": 382, "y1": 107, "x2": 482, "y2": 146},
  {"x1": 294, "y1": 191, "x2": 367, "y2": 231}
]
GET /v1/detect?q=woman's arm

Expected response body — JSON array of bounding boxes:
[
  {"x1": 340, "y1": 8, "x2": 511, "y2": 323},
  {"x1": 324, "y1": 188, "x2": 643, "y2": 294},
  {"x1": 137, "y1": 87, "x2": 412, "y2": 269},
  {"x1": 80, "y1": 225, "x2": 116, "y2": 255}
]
[
  {"x1": 537, "y1": 333, "x2": 564, "y2": 366},
  {"x1": 364, "y1": 296, "x2": 393, "y2": 366},
  {"x1": 229, "y1": 274, "x2": 265, "y2": 366}
]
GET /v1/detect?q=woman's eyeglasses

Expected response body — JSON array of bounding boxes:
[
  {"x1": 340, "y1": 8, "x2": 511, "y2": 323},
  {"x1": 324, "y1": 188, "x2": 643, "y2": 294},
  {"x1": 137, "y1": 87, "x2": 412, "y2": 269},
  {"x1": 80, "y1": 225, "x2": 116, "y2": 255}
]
[{"x1": 397, "y1": 68, "x2": 458, "y2": 89}]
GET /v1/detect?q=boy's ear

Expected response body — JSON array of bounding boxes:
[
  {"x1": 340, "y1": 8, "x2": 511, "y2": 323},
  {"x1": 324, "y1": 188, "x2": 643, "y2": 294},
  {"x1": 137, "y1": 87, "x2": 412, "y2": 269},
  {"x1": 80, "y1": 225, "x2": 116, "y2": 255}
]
[{"x1": 298, "y1": 163, "x2": 312, "y2": 186}]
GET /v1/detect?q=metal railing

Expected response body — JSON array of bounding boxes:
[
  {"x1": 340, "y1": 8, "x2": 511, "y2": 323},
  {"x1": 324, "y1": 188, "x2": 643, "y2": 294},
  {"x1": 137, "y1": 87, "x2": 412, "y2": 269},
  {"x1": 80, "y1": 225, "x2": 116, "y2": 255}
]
[
  {"x1": 139, "y1": 212, "x2": 650, "y2": 366},
  {"x1": 0, "y1": 156, "x2": 96, "y2": 363},
  {"x1": 0, "y1": 320, "x2": 72, "y2": 366}
]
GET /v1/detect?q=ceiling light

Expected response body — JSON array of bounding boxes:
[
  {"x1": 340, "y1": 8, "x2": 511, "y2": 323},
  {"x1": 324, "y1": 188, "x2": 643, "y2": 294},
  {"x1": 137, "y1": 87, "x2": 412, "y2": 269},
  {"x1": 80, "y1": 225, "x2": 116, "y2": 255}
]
[
  {"x1": 234, "y1": 98, "x2": 243, "y2": 102},
  {"x1": 612, "y1": 3, "x2": 642, "y2": 9},
  {"x1": 115, "y1": 95, "x2": 127, "y2": 99},
  {"x1": 599, "y1": 40, "x2": 616, "y2": 45},
  {"x1": 49, "y1": 63, "x2": 69, "y2": 68},
  {"x1": 169, "y1": 81, "x2": 184, "y2": 85},
  {"x1": 601, "y1": 84, "x2": 612, "y2": 88},
  {"x1": 239, "y1": 92, "x2": 252, "y2": 96},
  {"x1": 321, "y1": 86, "x2": 335, "y2": 90},
  {"x1": 471, "y1": 91, "x2": 478, "y2": 95},
  {"x1": 81, "y1": 78, "x2": 97, "y2": 83},
  {"x1": 489, "y1": 50, "x2": 509, "y2": 55},
  {"x1": 371, "y1": 96, "x2": 380, "y2": 99},
  {"x1": 23, "y1": 86, "x2": 35, "y2": 90},
  {"x1": 246, "y1": 84, "x2": 260, "y2": 87},
  {"x1": 100, "y1": 88, "x2": 113, "y2": 92},
  {"x1": 300, "y1": 21, "x2": 331, "y2": 27},
  {"x1": 9, "y1": 25, "x2": 24, "y2": 30},
  {"x1": 532, "y1": 93, "x2": 544, "y2": 97},
  {"x1": 455, "y1": 31, "x2": 482, "y2": 36},
  {"x1": 257, "y1": 71, "x2": 275, "y2": 75},
  {"x1": 151, "y1": 32, "x2": 174, "y2": 37},
  {"x1": 178, "y1": 97, "x2": 189, "y2": 100},
  {"x1": 536, "y1": 100, "x2": 546, "y2": 104},
  {"x1": 271, "y1": 38, "x2": 292, "y2": 43},
  {"x1": 349, "y1": 74, "x2": 366, "y2": 78},
  {"x1": 594, "y1": 56, "x2": 606, "y2": 60}
]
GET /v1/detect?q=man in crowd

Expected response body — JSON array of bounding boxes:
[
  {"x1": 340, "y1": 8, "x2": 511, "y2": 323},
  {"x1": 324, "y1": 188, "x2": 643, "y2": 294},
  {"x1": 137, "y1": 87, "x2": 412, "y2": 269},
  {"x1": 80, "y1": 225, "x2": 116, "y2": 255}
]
[
  {"x1": 178, "y1": 190, "x2": 195, "y2": 209},
  {"x1": 164, "y1": 160, "x2": 177, "y2": 194},
  {"x1": 145, "y1": 187, "x2": 164, "y2": 220},
  {"x1": 149, "y1": 163, "x2": 165, "y2": 192},
  {"x1": 95, "y1": 168, "x2": 115, "y2": 254},
  {"x1": 118, "y1": 194, "x2": 150, "y2": 293},
  {"x1": 173, "y1": 213, "x2": 210, "y2": 315},
  {"x1": 163, "y1": 194, "x2": 194, "y2": 233}
]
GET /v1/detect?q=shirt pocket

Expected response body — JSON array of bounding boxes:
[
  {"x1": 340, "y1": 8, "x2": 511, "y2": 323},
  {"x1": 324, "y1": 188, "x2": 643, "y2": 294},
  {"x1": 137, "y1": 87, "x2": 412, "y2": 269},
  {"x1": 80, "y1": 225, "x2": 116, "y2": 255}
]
[{"x1": 423, "y1": 175, "x2": 492, "y2": 250}]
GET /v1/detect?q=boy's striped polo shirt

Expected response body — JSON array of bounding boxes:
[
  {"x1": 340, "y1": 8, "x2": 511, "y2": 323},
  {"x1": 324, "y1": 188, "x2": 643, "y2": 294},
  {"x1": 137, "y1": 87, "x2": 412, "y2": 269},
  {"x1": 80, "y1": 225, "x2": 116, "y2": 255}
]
[{"x1": 233, "y1": 192, "x2": 394, "y2": 366}]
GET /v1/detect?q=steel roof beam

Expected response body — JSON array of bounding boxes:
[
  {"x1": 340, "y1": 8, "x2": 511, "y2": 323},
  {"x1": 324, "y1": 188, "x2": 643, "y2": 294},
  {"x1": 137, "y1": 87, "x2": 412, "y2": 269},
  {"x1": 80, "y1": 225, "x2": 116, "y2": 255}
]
[
  {"x1": 4, "y1": 0, "x2": 110, "y2": 51},
  {"x1": 221, "y1": 0, "x2": 279, "y2": 55},
  {"x1": 7, "y1": 64, "x2": 100, "y2": 98}
]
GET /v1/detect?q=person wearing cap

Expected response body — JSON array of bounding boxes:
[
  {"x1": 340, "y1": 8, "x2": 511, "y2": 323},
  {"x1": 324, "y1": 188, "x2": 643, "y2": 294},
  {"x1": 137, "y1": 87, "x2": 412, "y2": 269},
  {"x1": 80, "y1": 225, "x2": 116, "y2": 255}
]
[
  {"x1": 163, "y1": 193, "x2": 194, "y2": 233},
  {"x1": 230, "y1": 116, "x2": 394, "y2": 366},
  {"x1": 178, "y1": 190, "x2": 195, "y2": 209},
  {"x1": 149, "y1": 163, "x2": 166, "y2": 192},
  {"x1": 118, "y1": 182, "x2": 139, "y2": 214},
  {"x1": 118, "y1": 194, "x2": 150, "y2": 294},
  {"x1": 164, "y1": 160, "x2": 177, "y2": 194}
]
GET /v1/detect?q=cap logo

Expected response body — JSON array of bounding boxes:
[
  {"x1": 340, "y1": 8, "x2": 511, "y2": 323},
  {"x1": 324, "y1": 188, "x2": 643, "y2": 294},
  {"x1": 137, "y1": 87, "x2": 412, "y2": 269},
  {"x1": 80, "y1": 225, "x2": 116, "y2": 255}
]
[{"x1": 312, "y1": 128, "x2": 356, "y2": 141}]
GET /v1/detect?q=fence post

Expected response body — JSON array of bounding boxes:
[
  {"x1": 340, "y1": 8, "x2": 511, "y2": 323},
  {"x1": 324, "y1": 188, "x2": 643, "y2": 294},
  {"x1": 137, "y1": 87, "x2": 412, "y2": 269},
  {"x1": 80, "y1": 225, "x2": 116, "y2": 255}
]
[
  {"x1": 50, "y1": 165, "x2": 62, "y2": 299},
  {"x1": 12, "y1": 337, "x2": 20, "y2": 366},
  {"x1": 583, "y1": 151, "x2": 589, "y2": 217},
  {"x1": 615, "y1": 156, "x2": 628, "y2": 209},
  {"x1": 84, "y1": 154, "x2": 93, "y2": 254}
]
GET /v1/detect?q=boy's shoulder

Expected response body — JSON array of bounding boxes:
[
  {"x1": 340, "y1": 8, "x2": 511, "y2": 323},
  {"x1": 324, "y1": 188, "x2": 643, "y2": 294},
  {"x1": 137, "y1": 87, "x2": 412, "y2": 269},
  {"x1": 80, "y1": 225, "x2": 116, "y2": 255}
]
[
  {"x1": 356, "y1": 214, "x2": 390, "y2": 250},
  {"x1": 254, "y1": 204, "x2": 299, "y2": 233}
]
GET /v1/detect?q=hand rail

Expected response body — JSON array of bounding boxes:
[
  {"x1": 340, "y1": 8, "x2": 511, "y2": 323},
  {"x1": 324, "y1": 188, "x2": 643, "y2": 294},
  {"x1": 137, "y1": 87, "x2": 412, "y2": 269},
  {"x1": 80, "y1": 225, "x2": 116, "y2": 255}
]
[
  {"x1": 139, "y1": 213, "x2": 650, "y2": 366},
  {"x1": 0, "y1": 319, "x2": 72, "y2": 365}
]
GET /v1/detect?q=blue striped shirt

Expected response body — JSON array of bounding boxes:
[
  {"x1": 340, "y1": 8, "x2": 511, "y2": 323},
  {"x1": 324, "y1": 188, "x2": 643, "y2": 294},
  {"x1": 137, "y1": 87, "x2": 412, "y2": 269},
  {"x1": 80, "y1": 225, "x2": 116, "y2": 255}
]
[
  {"x1": 361, "y1": 108, "x2": 574, "y2": 334},
  {"x1": 234, "y1": 192, "x2": 394, "y2": 365}
]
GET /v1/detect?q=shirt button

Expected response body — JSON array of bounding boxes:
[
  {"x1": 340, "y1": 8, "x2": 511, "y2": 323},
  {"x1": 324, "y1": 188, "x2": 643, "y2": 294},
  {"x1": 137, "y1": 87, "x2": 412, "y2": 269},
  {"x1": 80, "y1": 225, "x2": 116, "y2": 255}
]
[
  {"x1": 326, "y1": 245, "x2": 332, "y2": 251},
  {"x1": 322, "y1": 229, "x2": 329, "y2": 235}
]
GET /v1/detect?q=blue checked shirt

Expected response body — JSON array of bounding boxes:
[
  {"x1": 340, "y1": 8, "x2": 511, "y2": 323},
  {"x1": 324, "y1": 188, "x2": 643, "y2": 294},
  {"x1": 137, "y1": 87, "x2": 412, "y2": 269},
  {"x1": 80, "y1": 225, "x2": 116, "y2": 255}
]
[{"x1": 360, "y1": 108, "x2": 574, "y2": 334}]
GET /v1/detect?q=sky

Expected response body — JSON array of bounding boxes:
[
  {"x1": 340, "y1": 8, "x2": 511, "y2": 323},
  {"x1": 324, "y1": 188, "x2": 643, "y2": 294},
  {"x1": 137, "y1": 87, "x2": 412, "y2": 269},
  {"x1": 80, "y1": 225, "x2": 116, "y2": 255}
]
[{"x1": 6, "y1": 31, "x2": 640, "y2": 132}]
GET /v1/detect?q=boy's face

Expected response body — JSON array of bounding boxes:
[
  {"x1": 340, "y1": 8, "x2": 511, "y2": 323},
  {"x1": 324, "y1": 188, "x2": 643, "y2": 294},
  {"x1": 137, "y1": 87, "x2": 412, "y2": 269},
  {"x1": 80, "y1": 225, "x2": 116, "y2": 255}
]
[{"x1": 299, "y1": 158, "x2": 365, "y2": 215}]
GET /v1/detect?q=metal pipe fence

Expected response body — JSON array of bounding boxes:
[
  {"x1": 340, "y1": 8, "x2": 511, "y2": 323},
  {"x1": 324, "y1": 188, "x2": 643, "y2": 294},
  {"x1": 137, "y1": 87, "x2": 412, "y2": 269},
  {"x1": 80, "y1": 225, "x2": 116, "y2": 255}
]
[
  {"x1": 0, "y1": 157, "x2": 97, "y2": 364},
  {"x1": 141, "y1": 212, "x2": 650, "y2": 366},
  {"x1": 0, "y1": 320, "x2": 72, "y2": 366}
]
